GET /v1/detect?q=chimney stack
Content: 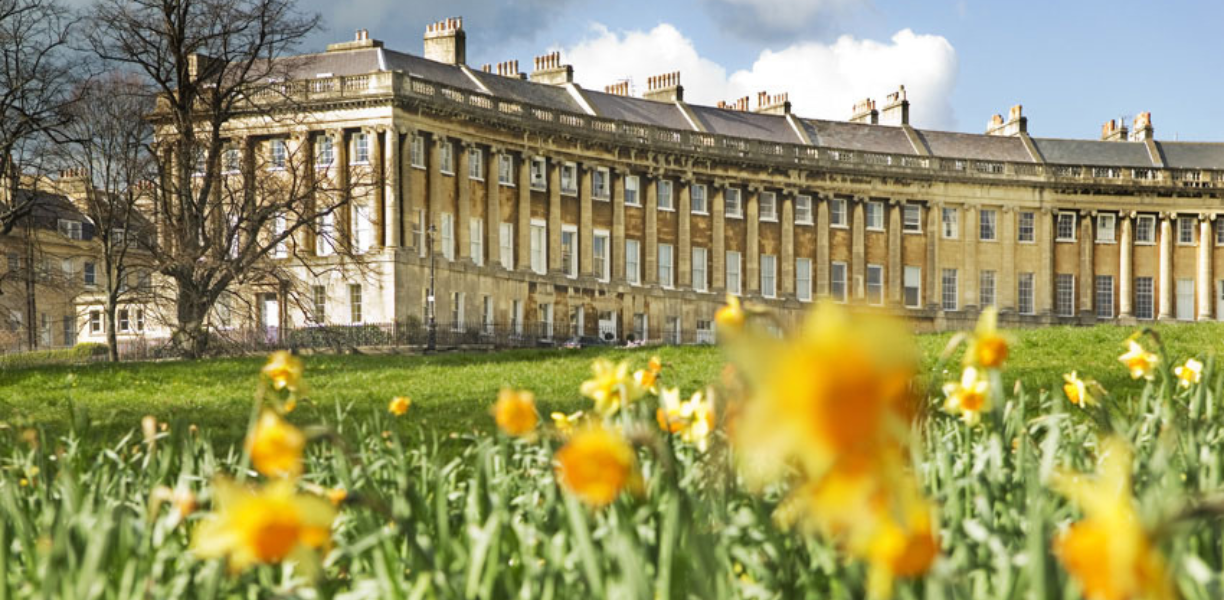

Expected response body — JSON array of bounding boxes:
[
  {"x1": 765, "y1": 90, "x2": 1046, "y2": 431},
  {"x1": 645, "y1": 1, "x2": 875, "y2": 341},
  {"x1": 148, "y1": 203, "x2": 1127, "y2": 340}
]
[
  {"x1": 754, "y1": 91, "x2": 790, "y2": 116},
  {"x1": 849, "y1": 98, "x2": 878, "y2": 124},
  {"x1": 327, "y1": 28, "x2": 384, "y2": 53},
  {"x1": 986, "y1": 104, "x2": 1026, "y2": 136},
  {"x1": 1129, "y1": 112, "x2": 1154, "y2": 141},
  {"x1": 718, "y1": 96, "x2": 750, "y2": 112},
  {"x1": 1101, "y1": 118, "x2": 1128, "y2": 142},
  {"x1": 879, "y1": 85, "x2": 909, "y2": 126},
  {"x1": 495, "y1": 60, "x2": 524, "y2": 79},
  {"x1": 604, "y1": 81, "x2": 630, "y2": 96},
  {"x1": 643, "y1": 71, "x2": 683, "y2": 103},
  {"x1": 424, "y1": 17, "x2": 466, "y2": 65},
  {"x1": 529, "y1": 51, "x2": 573, "y2": 85}
]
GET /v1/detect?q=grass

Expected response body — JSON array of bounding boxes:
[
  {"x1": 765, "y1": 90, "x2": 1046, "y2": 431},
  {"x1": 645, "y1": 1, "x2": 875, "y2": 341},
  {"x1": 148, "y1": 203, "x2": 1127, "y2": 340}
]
[{"x1": 4, "y1": 322, "x2": 1224, "y2": 444}]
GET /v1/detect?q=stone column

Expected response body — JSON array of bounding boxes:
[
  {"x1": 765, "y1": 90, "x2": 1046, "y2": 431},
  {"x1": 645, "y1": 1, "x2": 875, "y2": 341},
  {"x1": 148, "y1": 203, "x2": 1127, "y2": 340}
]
[
  {"x1": 712, "y1": 183, "x2": 726, "y2": 291},
  {"x1": 548, "y1": 160, "x2": 561, "y2": 272},
  {"x1": 291, "y1": 133, "x2": 313, "y2": 254},
  {"x1": 678, "y1": 180, "x2": 692, "y2": 288},
  {"x1": 400, "y1": 130, "x2": 414, "y2": 251},
  {"x1": 1038, "y1": 208, "x2": 1055, "y2": 315},
  {"x1": 486, "y1": 147, "x2": 502, "y2": 267},
  {"x1": 782, "y1": 192, "x2": 795, "y2": 296},
  {"x1": 457, "y1": 142, "x2": 472, "y2": 261},
  {"x1": 579, "y1": 165, "x2": 593, "y2": 276},
  {"x1": 645, "y1": 175, "x2": 658, "y2": 284},
  {"x1": 746, "y1": 187, "x2": 760, "y2": 294},
  {"x1": 384, "y1": 128, "x2": 402, "y2": 248},
  {"x1": 1000, "y1": 207, "x2": 1016, "y2": 311},
  {"x1": 1199, "y1": 216, "x2": 1213, "y2": 320},
  {"x1": 1079, "y1": 212, "x2": 1094, "y2": 316},
  {"x1": 428, "y1": 136, "x2": 445, "y2": 253},
  {"x1": 926, "y1": 202, "x2": 942, "y2": 309},
  {"x1": 887, "y1": 200, "x2": 902, "y2": 306},
  {"x1": 1119, "y1": 213, "x2": 1133, "y2": 318},
  {"x1": 331, "y1": 128, "x2": 350, "y2": 250},
  {"x1": 963, "y1": 206, "x2": 978, "y2": 310},
  {"x1": 818, "y1": 195, "x2": 830, "y2": 297},
  {"x1": 852, "y1": 196, "x2": 865, "y2": 301},
  {"x1": 612, "y1": 169, "x2": 626, "y2": 281},
  {"x1": 516, "y1": 152, "x2": 531, "y2": 271},
  {"x1": 364, "y1": 127, "x2": 383, "y2": 249},
  {"x1": 1158, "y1": 214, "x2": 1173, "y2": 320}
]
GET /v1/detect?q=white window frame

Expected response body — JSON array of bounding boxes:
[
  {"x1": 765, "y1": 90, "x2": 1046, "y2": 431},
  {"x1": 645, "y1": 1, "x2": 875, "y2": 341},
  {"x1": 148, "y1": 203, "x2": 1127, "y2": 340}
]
[
  {"x1": 692, "y1": 246, "x2": 708, "y2": 292},
  {"x1": 866, "y1": 264, "x2": 884, "y2": 306},
  {"x1": 830, "y1": 198, "x2": 848, "y2": 228},
  {"x1": 451, "y1": 292, "x2": 465, "y2": 331},
  {"x1": 84, "y1": 262, "x2": 96, "y2": 286},
  {"x1": 626, "y1": 239, "x2": 641, "y2": 285},
  {"x1": 469, "y1": 218, "x2": 484, "y2": 266},
  {"x1": 593, "y1": 229, "x2": 610, "y2": 282},
  {"x1": 351, "y1": 132, "x2": 370, "y2": 165},
  {"x1": 902, "y1": 204, "x2": 922, "y2": 233},
  {"x1": 942, "y1": 207, "x2": 958, "y2": 239},
  {"x1": 315, "y1": 134, "x2": 335, "y2": 167},
  {"x1": 691, "y1": 184, "x2": 708, "y2": 215},
  {"x1": 498, "y1": 154, "x2": 515, "y2": 185},
  {"x1": 468, "y1": 147, "x2": 484, "y2": 180},
  {"x1": 903, "y1": 266, "x2": 922, "y2": 309},
  {"x1": 312, "y1": 285, "x2": 326, "y2": 324},
  {"x1": 658, "y1": 243, "x2": 674, "y2": 288},
  {"x1": 726, "y1": 250, "x2": 742, "y2": 295},
  {"x1": 1176, "y1": 278, "x2": 1195, "y2": 320},
  {"x1": 58, "y1": 219, "x2": 82, "y2": 240},
  {"x1": 831, "y1": 261, "x2": 848, "y2": 303},
  {"x1": 410, "y1": 135, "x2": 425, "y2": 168},
  {"x1": 349, "y1": 284, "x2": 363, "y2": 324},
  {"x1": 89, "y1": 310, "x2": 103, "y2": 334},
  {"x1": 658, "y1": 180, "x2": 675, "y2": 211},
  {"x1": 269, "y1": 139, "x2": 287, "y2": 170},
  {"x1": 725, "y1": 188, "x2": 743, "y2": 219},
  {"x1": 1056, "y1": 274, "x2": 1076, "y2": 317},
  {"x1": 316, "y1": 212, "x2": 335, "y2": 257},
  {"x1": 1018, "y1": 273, "x2": 1035, "y2": 315},
  {"x1": 942, "y1": 268, "x2": 959, "y2": 311},
  {"x1": 866, "y1": 201, "x2": 884, "y2": 231},
  {"x1": 482, "y1": 296, "x2": 494, "y2": 335},
  {"x1": 440, "y1": 213, "x2": 455, "y2": 261},
  {"x1": 1135, "y1": 277, "x2": 1154, "y2": 320},
  {"x1": 1096, "y1": 214, "x2": 1117, "y2": 243},
  {"x1": 499, "y1": 222, "x2": 514, "y2": 270},
  {"x1": 796, "y1": 258, "x2": 812, "y2": 301},
  {"x1": 1095, "y1": 275, "x2": 1114, "y2": 318},
  {"x1": 760, "y1": 254, "x2": 777, "y2": 298},
  {"x1": 439, "y1": 140, "x2": 454, "y2": 175},
  {"x1": 1056, "y1": 212, "x2": 1077, "y2": 242},
  {"x1": 530, "y1": 219, "x2": 547, "y2": 275},
  {"x1": 1135, "y1": 215, "x2": 1156, "y2": 245},
  {"x1": 560, "y1": 162, "x2": 578, "y2": 196},
  {"x1": 980, "y1": 270, "x2": 996, "y2": 307},
  {"x1": 624, "y1": 175, "x2": 640, "y2": 207},
  {"x1": 273, "y1": 213, "x2": 288, "y2": 259},
  {"x1": 1018, "y1": 211, "x2": 1035, "y2": 243},
  {"x1": 759, "y1": 192, "x2": 778, "y2": 222},
  {"x1": 561, "y1": 225, "x2": 578, "y2": 279},
  {"x1": 796, "y1": 195, "x2": 813, "y2": 225},
  {"x1": 593, "y1": 167, "x2": 610, "y2": 200},
  {"x1": 353, "y1": 202, "x2": 374, "y2": 255},
  {"x1": 979, "y1": 209, "x2": 998, "y2": 241},
  {"x1": 1178, "y1": 217, "x2": 1196, "y2": 245},
  {"x1": 530, "y1": 156, "x2": 546, "y2": 190}
]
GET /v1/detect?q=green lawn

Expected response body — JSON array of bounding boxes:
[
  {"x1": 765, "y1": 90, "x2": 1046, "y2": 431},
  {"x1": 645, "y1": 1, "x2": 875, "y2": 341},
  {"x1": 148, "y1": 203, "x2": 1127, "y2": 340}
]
[{"x1": 3, "y1": 321, "x2": 1224, "y2": 446}]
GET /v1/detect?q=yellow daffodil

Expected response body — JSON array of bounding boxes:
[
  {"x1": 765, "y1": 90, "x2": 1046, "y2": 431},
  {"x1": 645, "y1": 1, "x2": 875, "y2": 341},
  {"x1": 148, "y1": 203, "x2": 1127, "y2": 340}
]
[
  {"x1": 964, "y1": 307, "x2": 1009, "y2": 369},
  {"x1": 634, "y1": 356, "x2": 664, "y2": 394},
  {"x1": 551, "y1": 410, "x2": 584, "y2": 436},
  {"x1": 262, "y1": 351, "x2": 304, "y2": 393},
  {"x1": 493, "y1": 388, "x2": 539, "y2": 437},
  {"x1": 942, "y1": 367, "x2": 991, "y2": 426},
  {"x1": 715, "y1": 294, "x2": 745, "y2": 331},
  {"x1": 388, "y1": 396, "x2": 412, "y2": 416},
  {"x1": 554, "y1": 426, "x2": 636, "y2": 507},
  {"x1": 1052, "y1": 437, "x2": 1175, "y2": 600},
  {"x1": 864, "y1": 487, "x2": 939, "y2": 600},
  {"x1": 1063, "y1": 372, "x2": 1096, "y2": 407},
  {"x1": 246, "y1": 410, "x2": 305, "y2": 478},
  {"x1": 579, "y1": 358, "x2": 644, "y2": 418},
  {"x1": 192, "y1": 478, "x2": 336, "y2": 576},
  {"x1": 326, "y1": 487, "x2": 348, "y2": 506},
  {"x1": 1174, "y1": 358, "x2": 1203, "y2": 389},
  {"x1": 656, "y1": 387, "x2": 716, "y2": 451},
  {"x1": 1118, "y1": 339, "x2": 1159, "y2": 381}
]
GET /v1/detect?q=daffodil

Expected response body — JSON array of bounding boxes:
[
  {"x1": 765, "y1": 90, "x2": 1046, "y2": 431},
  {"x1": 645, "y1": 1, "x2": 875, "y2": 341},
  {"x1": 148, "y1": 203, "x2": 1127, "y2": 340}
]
[
  {"x1": 579, "y1": 358, "x2": 644, "y2": 418},
  {"x1": 634, "y1": 355, "x2": 664, "y2": 394},
  {"x1": 864, "y1": 487, "x2": 939, "y2": 600},
  {"x1": 942, "y1": 366, "x2": 991, "y2": 426},
  {"x1": 1051, "y1": 437, "x2": 1175, "y2": 600},
  {"x1": 1118, "y1": 339, "x2": 1159, "y2": 381},
  {"x1": 554, "y1": 426, "x2": 636, "y2": 507},
  {"x1": 656, "y1": 387, "x2": 716, "y2": 451},
  {"x1": 964, "y1": 307, "x2": 1009, "y2": 369},
  {"x1": 246, "y1": 410, "x2": 305, "y2": 478},
  {"x1": 1174, "y1": 358, "x2": 1203, "y2": 389},
  {"x1": 493, "y1": 388, "x2": 538, "y2": 437},
  {"x1": 388, "y1": 396, "x2": 412, "y2": 416},
  {"x1": 262, "y1": 351, "x2": 304, "y2": 393},
  {"x1": 715, "y1": 294, "x2": 745, "y2": 331},
  {"x1": 551, "y1": 410, "x2": 584, "y2": 436},
  {"x1": 1063, "y1": 372, "x2": 1096, "y2": 407},
  {"x1": 192, "y1": 478, "x2": 336, "y2": 577}
]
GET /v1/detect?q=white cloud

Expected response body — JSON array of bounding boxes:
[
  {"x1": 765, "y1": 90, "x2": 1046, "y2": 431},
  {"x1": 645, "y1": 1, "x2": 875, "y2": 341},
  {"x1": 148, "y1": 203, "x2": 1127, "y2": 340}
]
[
  {"x1": 702, "y1": 0, "x2": 867, "y2": 40},
  {"x1": 564, "y1": 24, "x2": 960, "y2": 130}
]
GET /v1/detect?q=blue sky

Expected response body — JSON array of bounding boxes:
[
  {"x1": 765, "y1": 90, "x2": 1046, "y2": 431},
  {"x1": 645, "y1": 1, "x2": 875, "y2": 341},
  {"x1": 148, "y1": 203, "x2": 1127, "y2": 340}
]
[{"x1": 299, "y1": 0, "x2": 1224, "y2": 141}]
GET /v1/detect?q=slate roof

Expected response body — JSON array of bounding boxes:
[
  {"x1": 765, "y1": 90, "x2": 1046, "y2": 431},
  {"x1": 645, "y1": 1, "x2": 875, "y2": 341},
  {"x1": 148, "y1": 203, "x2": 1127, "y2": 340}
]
[{"x1": 277, "y1": 45, "x2": 1224, "y2": 170}]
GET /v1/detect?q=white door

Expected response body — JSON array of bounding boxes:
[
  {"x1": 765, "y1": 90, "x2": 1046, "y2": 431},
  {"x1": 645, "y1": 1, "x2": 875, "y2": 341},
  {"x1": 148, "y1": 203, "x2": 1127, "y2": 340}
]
[
  {"x1": 1177, "y1": 279, "x2": 1194, "y2": 321},
  {"x1": 1217, "y1": 281, "x2": 1224, "y2": 321},
  {"x1": 598, "y1": 311, "x2": 618, "y2": 342},
  {"x1": 261, "y1": 294, "x2": 279, "y2": 343}
]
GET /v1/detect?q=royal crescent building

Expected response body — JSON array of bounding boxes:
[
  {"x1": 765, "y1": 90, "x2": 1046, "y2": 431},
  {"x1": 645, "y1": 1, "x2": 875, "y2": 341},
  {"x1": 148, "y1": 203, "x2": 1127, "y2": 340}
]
[{"x1": 180, "y1": 18, "x2": 1224, "y2": 344}]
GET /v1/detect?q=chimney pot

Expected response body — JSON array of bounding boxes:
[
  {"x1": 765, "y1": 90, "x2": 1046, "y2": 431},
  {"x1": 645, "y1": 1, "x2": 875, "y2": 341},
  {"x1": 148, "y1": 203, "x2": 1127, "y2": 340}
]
[{"x1": 423, "y1": 15, "x2": 466, "y2": 65}]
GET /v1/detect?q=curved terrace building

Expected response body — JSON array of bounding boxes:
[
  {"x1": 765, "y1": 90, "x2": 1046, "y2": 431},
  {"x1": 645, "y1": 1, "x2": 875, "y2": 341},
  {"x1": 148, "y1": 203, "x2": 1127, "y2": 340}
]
[{"x1": 207, "y1": 19, "x2": 1224, "y2": 343}]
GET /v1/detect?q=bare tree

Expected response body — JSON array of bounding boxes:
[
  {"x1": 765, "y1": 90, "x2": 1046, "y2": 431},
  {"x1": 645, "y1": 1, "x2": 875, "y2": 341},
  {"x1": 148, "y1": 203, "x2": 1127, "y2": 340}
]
[
  {"x1": 59, "y1": 73, "x2": 158, "y2": 361},
  {"x1": 85, "y1": 0, "x2": 362, "y2": 358},
  {"x1": 0, "y1": 0, "x2": 77, "y2": 235}
]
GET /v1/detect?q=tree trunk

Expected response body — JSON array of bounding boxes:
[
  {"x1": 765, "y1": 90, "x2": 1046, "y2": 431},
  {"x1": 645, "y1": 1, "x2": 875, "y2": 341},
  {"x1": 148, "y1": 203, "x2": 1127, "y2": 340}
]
[
  {"x1": 105, "y1": 301, "x2": 119, "y2": 362},
  {"x1": 174, "y1": 286, "x2": 212, "y2": 359},
  {"x1": 24, "y1": 235, "x2": 36, "y2": 351}
]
